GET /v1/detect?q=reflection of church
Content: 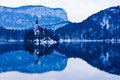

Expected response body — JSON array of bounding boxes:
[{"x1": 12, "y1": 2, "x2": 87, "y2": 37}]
[
  {"x1": 24, "y1": 42, "x2": 58, "y2": 64},
  {"x1": 34, "y1": 45, "x2": 53, "y2": 64}
]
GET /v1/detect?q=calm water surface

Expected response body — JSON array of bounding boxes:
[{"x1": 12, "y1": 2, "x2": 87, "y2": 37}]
[{"x1": 0, "y1": 42, "x2": 120, "y2": 80}]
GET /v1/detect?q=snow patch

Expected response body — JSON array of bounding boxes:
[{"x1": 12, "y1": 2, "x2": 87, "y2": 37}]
[
  {"x1": 101, "y1": 16, "x2": 110, "y2": 29},
  {"x1": 110, "y1": 8, "x2": 120, "y2": 13}
]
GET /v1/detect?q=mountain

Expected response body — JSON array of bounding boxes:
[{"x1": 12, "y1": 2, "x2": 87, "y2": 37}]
[
  {"x1": 55, "y1": 6, "x2": 120, "y2": 40},
  {"x1": 0, "y1": 5, "x2": 69, "y2": 29}
]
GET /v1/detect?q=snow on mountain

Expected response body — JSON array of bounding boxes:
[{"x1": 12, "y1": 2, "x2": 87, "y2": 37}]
[
  {"x1": 88, "y1": 6, "x2": 120, "y2": 30},
  {"x1": 0, "y1": 5, "x2": 68, "y2": 29}
]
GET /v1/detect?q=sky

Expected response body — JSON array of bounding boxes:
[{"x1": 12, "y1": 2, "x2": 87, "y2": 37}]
[{"x1": 0, "y1": 0, "x2": 120, "y2": 22}]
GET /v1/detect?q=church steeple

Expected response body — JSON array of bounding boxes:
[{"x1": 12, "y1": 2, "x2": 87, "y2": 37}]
[
  {"x1": 34, "y1": 18, "x2": 40, "y2": 36},
  {"x1": 35, "y1": 19, "x2": 38, "y2": 24}
]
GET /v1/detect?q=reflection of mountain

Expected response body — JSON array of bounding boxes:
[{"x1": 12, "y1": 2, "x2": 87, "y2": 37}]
[
  {"x1": 0, "y1": 51, "x2": 67, "y2": 73},
  {"x1": 56, "y1": 42, "x2": 120, "y2": 75},
  {"x1": 0, "y1": 43, "x2": 67, "y2": 73},
  {"x1": 0, "y1": 42, "x2": 120, "y2": 75}
]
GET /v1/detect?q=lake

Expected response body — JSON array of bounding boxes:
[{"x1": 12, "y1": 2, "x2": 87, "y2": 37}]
[{"x1": 0, "y1": 42, "x2": 120, "y2": 80}]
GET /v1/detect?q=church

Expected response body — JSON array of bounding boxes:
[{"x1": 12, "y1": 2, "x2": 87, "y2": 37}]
[
  {"x1": 33, "y1": 19, "x2": 57, "y2": 45},
  {"x1": 34, "y1": 19, "x2": 45, "y2": 39}
]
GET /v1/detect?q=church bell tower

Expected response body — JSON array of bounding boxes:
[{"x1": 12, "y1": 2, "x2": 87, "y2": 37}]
[{"x1": 34, "y1": 19, "x2": 40, "y2": 36}]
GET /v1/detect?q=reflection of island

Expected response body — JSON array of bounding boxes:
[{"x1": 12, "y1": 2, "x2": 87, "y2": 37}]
[
  {"x1": 56, "y1": 42, "x2": 120, "y2": 75},
  {"x1": 24, "y1": 42, "x2": 58, "y2": 64},
  {"x1": 0, "y1": 42, "x2": 67, "y2": 73}
]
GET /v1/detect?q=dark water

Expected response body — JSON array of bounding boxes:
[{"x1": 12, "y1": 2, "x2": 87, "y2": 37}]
[{"x1": 0, "y1": 42, "x2": 120, "y2": 80}]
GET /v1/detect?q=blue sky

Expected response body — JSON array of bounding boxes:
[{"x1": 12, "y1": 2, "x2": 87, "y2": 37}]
[{"x1": 0, "y1": 0, "x2": 120, "y2": 22}]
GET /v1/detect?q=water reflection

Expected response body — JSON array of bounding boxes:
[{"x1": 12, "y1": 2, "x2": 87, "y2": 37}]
[
  {"x1": 56, "y1": 42, "x2": 120, "y2": 75},
  {"x1": 0, "y1": 42, "x2": 67, "y2": 73},
  {"x1": 0, "y1": 42, "x2": 120, "y2": 75},
  {"x1": 0, "y1": 43, "x2": 24, "y2": 54}
]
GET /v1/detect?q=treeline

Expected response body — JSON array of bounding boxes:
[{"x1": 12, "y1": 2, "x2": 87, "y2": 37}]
[
  {"x1": 0, "y1": 26, "x2": 25, "y2": 41},
  {"x1": 0, "y1": 26, "x2": 59, "y2": 42},
  {"x1": 55, "y1": 20, "x2": 119, "y2": 40}
]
